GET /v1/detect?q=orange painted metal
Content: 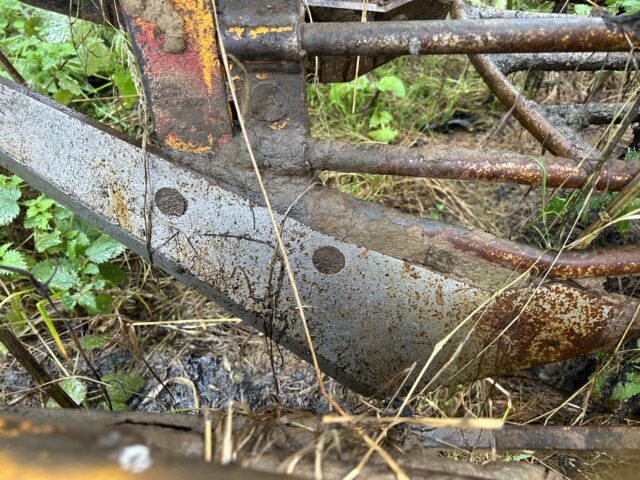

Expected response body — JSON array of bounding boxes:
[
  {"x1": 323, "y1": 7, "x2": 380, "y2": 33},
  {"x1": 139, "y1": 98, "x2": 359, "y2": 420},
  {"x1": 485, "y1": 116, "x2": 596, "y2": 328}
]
[{"x1": 121, "y1": 0, "x2": 232, "y2": 155}]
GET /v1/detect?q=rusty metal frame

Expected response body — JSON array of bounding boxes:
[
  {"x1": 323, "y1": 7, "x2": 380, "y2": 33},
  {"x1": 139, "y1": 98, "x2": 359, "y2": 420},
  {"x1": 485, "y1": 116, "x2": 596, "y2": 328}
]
[{"x1": 1, "y1": 0, "x2": 639, "y2": 398}]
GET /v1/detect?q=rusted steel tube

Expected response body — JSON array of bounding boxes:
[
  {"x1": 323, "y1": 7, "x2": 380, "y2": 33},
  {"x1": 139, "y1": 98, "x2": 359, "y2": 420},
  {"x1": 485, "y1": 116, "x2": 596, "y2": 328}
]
[
  {"x1": 308, "y1": 140, "x2": 640, "y2": 191},
  {"x1": 299, "y1": 17, "x2": 637, "y2": 57},
  {"x1": 440, "y1": 231, "x2": 640, "y2": 278}
]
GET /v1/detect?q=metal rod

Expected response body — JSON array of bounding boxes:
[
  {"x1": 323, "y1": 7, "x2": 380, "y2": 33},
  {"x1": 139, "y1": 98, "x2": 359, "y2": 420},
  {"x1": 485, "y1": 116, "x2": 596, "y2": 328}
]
[
  {"x1": 308, "y1": 140, "x2": 640, "y2": 192},
  {"x1": 299, "y1": 17, "x2": 637, "y2": 57},
  {"x1": 418, "y1": 425, "x2": 640, "y2": 450}
]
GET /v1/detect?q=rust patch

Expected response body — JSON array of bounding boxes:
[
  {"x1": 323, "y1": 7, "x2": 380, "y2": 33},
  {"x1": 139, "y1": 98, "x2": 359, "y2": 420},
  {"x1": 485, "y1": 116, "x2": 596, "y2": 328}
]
[
  {"x1": 248, "y1": 25, "x2": 294, "y2": 38},
  {"x1": 477, "y1": 283, "x2": 629, "y2": 373},
  {"x1": 435, "y1": 283, "x2": 444, "y2": 306},
  {"x1": 111, "y1": 189, "x2": 131, "y2": 231},
  {"x1": 121, "y1": 0, "x2": 232, "y2": 153}
]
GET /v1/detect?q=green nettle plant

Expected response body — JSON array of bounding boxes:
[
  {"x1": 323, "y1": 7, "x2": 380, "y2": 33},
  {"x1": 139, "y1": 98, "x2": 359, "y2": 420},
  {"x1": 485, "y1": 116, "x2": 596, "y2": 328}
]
[{"x1": 0, "y1": 174, "x2": 126, "y2": 314}]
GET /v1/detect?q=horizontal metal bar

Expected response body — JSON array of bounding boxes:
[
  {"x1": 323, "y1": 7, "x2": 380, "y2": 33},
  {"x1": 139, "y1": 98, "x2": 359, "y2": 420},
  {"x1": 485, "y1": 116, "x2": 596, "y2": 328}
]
[
  {"x1": 541, "y1": 102, "x2": 640, "y2": 129},
  {"x1": 492, "y1": 52, "x2": 639, "y2": 74},
  {"x1": 299, "y1": 17, "x2": 637, "y2": 57},
  {"x1": 308, "y1": 140, "x2": 640, "y2": 192},
  {"x1": 305, "y1": 0, "x2": 414, "y2": 12},
  {"x1": 418, "y1": 425, "x2": 640, "y2": 450}
]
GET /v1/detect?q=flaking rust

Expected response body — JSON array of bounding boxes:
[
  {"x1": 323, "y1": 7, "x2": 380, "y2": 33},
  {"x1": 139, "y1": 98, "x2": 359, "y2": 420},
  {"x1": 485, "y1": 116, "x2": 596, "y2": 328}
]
[{"x1": 122, "y1": 0, "x2": 185, "y2": 53}]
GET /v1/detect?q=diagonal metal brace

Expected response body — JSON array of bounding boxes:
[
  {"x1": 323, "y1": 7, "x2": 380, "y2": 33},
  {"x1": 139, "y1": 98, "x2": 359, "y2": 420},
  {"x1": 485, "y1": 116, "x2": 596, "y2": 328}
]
[{"x1": 1, "y1": 78, "x2": 638, "y2": 395}]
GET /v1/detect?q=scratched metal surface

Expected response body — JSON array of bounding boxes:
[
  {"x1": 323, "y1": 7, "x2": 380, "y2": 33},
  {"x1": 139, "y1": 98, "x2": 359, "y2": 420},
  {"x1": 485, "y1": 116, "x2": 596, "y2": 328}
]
[{"x1": 0, "y1": 79, "x2": 638, "y2": 395}]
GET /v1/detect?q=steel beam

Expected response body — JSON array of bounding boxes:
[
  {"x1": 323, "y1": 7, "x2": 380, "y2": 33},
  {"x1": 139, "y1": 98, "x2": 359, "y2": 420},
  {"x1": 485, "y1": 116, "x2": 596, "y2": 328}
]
[{"x1": 1, "y1": 78, "x2": 639, "y2": 396}]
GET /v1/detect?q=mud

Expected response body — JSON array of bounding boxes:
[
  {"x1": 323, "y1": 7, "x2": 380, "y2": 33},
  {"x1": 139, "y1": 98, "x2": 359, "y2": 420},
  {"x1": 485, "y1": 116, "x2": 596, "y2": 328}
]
[{"x1": 122, "y1": 0, "x2": 185, "y2": 53}]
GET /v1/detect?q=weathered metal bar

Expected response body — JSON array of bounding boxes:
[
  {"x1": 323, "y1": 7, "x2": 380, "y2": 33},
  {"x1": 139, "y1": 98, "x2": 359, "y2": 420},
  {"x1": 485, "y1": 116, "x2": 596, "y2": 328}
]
[
  {"x1": 418, "y1": 425, "x2": 640, "y2": 451},
  {"x1": 308, "y1": 140, "x2": 640, "y2": 191},
  {"x1": 0, "y1": 409, "x2": 290, "y2": 480},
  {"x1": 492, "y1": 52, "x2": 638, "y2": 74},
  {"x1": 0, "y1": 408, "x2": 559, "y2": 479},
  {"x1": 541, "y1": 103, "x2": 640, "y2": 129},
  {"x1": 119, "y1": 0, "x2": 232, "y2": 156},
  {"x1": 2, "y1": 78, "x2": 639, "y2": 396},
  {"x1": 305, "y1": 0, "x2": 416, "y2": 12},
  {"x1": 298, "y1": 17, "x2": 637, "y2": 58}
]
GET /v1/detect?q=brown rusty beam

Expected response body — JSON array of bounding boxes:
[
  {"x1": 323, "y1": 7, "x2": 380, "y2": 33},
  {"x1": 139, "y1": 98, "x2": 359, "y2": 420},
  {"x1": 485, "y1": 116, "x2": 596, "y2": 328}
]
[
  {"x1": 297, "y1": 17, "x2": 638, "y2": 58},
  {"x1": 418, "y1": 425, "x2": 640, "y2": 451},
  {"x1": 308, "y1": 140, "x2": 640, "y2": 192},
  {"x1": 307, "y1": 141, "x2": 640, "y2": 278},
  {"x1": 0, "y1": 408, "x2": 558, "y2": 480}
]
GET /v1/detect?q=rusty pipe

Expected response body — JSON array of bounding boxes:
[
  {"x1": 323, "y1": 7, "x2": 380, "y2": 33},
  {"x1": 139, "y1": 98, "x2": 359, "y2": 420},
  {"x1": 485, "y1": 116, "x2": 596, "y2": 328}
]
[
  {"x1": 297, "y1": 17, "x2": 638, "y2": 58},
  {"x1": 307, "y1": 140, "x2": 640, "y2": 192}
]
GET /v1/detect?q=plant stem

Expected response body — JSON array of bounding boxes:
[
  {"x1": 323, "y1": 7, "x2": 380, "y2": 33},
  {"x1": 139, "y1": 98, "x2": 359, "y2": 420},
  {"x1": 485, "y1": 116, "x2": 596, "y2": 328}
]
[{"x1": 0, "y1": 325, "x2": 79, "y2": 408}]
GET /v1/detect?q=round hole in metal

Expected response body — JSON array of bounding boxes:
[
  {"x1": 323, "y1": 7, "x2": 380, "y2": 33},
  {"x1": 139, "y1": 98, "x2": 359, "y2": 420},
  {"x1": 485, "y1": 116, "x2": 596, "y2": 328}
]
[
  {"x1": 312, "y1": 246, "x2": 345, "y2": 274},
  {"x1": 155, "y1": 187, "x2": 187, "y2": 217}
]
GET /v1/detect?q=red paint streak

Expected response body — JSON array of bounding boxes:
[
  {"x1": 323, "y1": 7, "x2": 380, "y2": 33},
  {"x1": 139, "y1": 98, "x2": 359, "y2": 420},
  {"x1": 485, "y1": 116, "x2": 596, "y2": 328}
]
[{"x1": 132, "y1": 19, "x2": 202, "y2": 78}]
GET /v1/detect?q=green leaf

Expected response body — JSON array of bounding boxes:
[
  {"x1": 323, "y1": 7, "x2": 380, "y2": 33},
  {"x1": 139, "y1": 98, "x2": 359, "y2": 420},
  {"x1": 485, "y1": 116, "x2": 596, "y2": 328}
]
[
  {"x1": 0, "y1": 243, "x2": 11, "y2": 258},
  {"x1": 84, "y1": 263, "x2": 99, "y2": 275},
  {"x1": 0, "y1": 249, "x2": 27, "y2": 273},
  {"x1": 611, "y1": 371, "x2": 640, "y2": 401},
  {"x1": 24, "y1": 195, "x2": 55, "y2": 230},
  {"x1": 607, "y1": 0, "x2": 640, "y2": 15},
  {"x1": 53, "y1": 88, "x2": 73, "y2": 105},
  {"x1": 573, "y1": 4, "x2": 592, "y2": 15},
  {"x1": 0, "y1": 175, "x2": 22, "y2": 189},
  {"x1": 46, "y1": 378, "x2": 86, "y2": 408},
  {"x1": 98, "y1": 263, "x2": 127, "y2": 286},
  {"x1": 113, "y1": 71, "x2": 137, "y2": 107},
  {"x1": 103, "y1": 401, "x2": 129, "y2": 411},
  {"x1": 368, "y1": 127, "x2": 398, "y2": 143},
  {"x1": 58, "y1": 76, "x2": 83, "y2": 96},
  {"x1": 85, "y1": 234, "x2": 124, "y2": 264},
  {"x1": 24, "y1": 16, "x2": 41, "y2": 37},
  {"x1": 61, "y1": 292, "x2": 78, "y2": 310},
  {"x1": 95, "y1": 293, "x2": 113, "y2": 314},
  {"x1": 76, "y1": 334, "x2": 110, "y2": 350},
  {"x1": 102, "y1": 372, "x2": 145, "y2": 405},
  {"x1": 369, "y1": 110, "x2": 393, "y2": 129},
  {"x1": 32, "y1": 260, "x2": 80, "y2": 291},
  {"x1": 78, "y1": 291, "x2": 97, "y2": 311},
  {"x1": 0, "y1": 185, "x2": 21, "y2": 226},
  {"x1": 375, "y1": 76, "x2": 406, "y2": 98},
  {"x1": 24, "y1": 211, "x2": 52, "y2": 230},
  {"x1": 41, "y1": 14, "x2": 72, "y2": 43},
  {"x1": 35, "y1": 229, "x2": 62, "y2": 253},
  {"x1": 25, "y1": 196, "x2": 55, "y2": 218},
  {"x1": 77, "y1": 40, "x2": 111, "y2": 76}
]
